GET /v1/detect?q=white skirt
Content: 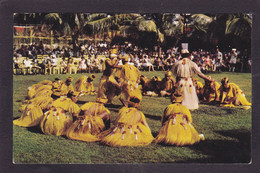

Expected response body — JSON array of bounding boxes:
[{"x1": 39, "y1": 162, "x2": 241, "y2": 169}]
[{"x1": 177, "y1": 78, "x2": 199, "y2": 110}]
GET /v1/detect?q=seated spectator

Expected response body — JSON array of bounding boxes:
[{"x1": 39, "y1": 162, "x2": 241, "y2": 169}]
[
  {"x1": 141, "y1": 54, "x2": 154, "y2": 72},
  {"x1": 78, "y1": 56, "x2": 87, "y2": 73},
  {"x1": 67, "y1": 57, "x2": 75, "y2": 73},
  {"x1": 60, "y1": 57, "x2": 68, "y2": 74},
  {"x1": 155, "y1": 57, "x2": 165, "y2": 71},
  {"x1": 50, "y1": 55, "x2": 58, "y2": 67},
  {"x1": 14, "y1": 57, "x2": 22, "y2": 69},
  {"x1": 133, "y1": 54, "x2": 141, "y2": 69},
  {"x1": 23, "y1": 57, "x2": 33, "y2": 74}
]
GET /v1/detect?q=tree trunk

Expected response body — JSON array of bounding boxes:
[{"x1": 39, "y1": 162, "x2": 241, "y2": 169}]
[{"x1": 72, "y1": 33, "x2": 79, "y2": 56}]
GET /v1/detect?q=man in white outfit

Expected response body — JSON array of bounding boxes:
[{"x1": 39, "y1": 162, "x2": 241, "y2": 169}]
[{"x1": 171, "y1": 49, "x2": 214, "y2": 110}]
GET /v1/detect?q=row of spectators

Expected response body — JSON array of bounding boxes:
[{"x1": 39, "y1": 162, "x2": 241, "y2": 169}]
[{"x1": 13, "y1": 41, "x2": 252, "y2": 75}]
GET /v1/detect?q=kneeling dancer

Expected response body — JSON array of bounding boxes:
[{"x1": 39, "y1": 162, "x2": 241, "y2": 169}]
[
  {"x1": 66, "y1": 98, "x2": 111, "y2": 142},
  {"x1": 154, "y1": 91, "x2": 205, "y2": 146},
  {"x1": 99, "y1": 92, "x2": 154, "y2": 147}
]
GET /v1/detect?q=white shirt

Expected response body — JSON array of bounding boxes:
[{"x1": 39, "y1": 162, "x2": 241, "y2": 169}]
[
  {"x1": 24, "y1": 59, "x2": 32, "y2": 67},
  {"x1": 51, "y1": 58, "x2": 58, "y2": 66}
]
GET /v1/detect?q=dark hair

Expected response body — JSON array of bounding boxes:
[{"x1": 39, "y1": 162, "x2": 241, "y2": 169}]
[{"x1": 182, "y1": 53, "x2": 190, "y2": 58}]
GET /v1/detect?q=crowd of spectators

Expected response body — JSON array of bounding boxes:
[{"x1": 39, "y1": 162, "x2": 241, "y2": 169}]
[{"x1": 13, "y1": 41, "x2": 252, "y2": 75}]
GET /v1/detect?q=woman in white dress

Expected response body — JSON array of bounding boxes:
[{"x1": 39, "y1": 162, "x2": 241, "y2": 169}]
[
  {"x1": 79, "y1": 56, "x2": 87, "y2": 73},
  {"x1": 142, "y1": 54, "x2": 154, "y2": 72}
]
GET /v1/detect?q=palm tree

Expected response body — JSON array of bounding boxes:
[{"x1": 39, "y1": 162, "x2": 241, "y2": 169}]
[
  {"x1": 43, "y1": 13, "x2": 112, "y2": 52},
  {"x1": 207, "y1": 14, "x2": 252, "y2": 50}
]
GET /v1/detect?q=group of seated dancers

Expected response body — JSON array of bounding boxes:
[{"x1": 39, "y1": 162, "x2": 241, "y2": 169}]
[{"x1": 13, "y1": 52, "x2": 251, "y2": 147}]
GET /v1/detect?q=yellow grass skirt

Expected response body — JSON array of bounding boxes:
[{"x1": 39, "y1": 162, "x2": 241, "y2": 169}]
[
  {"x1": 99, "y1": 107, "x2": 154, "y2": 147},
  {"x1": 40, "y1": 107, "x2": 73, "y2": 136},
  {"x1": 154, "y1": 116, "x2": 202, "y2": 146},
  {"x1": 13, "y1": 104, "x2": 43, "y2": 127},
  {"x1": 66, "y1": 115, "x2": 105, "y2": 142}
]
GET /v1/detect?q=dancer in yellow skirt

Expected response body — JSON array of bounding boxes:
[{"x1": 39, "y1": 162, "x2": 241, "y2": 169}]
[
  {"x1": 140, "y1": 75, "x2": 160, "y2": 96},
  {"x1": 27, "y1": 81, "x2": 53, "y2": 99},
  {"x1": 40, "y1": 91, "x2": 80, "y2": 136},
  {"x1": 51, "y1": 78, "x2": 64, "y2": 98},
  {"x1": 96, "y1": 55, "x2": 121, "y2": 104},
  {"x1": 116, "y1": 54, "x2": 141, "y2": 106},
  {"x1": 75, "y1": 74, "x2": 96, "y2": 95},
  {"x1": 66, "y1": 98, "x2": 111, "y2": 142},
  {"x1": 52, "y1": 77, "x2": 74, "y2": 98},
  {"x1": 13, "y1": 96, "x2": 53, "y2": 127},
  {"x1": 159, "y1": 71, "x2": 176, "y2": 97},
  {"x1": 154, "y1": 91, "x2": 205, "y2": 146},
  {"x1": 219, "y1": 77, "x2": 251, "y2": 109},
  {"x1": 99, "y1": 91, "x2": 154, "y2": 147},
  {"x1": 202, "y1": 77, "x2": 220, "y2": 103},
  {"x1": 192, "y1": 77, "x2": 204, "y2": 101}
]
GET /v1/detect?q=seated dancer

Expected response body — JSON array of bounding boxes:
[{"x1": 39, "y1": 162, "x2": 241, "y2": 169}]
[
  {"x1": 52, "y1": 77, "x2": 74, "y2": 98},
  {"x1": 202, "y1": 77, "x2": 220, "y2": 103},
  {"x1": 171, "y1": 49, "x2": 214, "y2": 110},
  {"x1": 51, "y1": 78, "x2": 64, "y2": 98},
  {"x1": 159, "y1": 71, "x2": 176, "y2": 97},
  {"x1": 219, "y1": 77, "x2": 251, "y2": 109},
  {"x1": 96, "y1": 54, "x2": 121, "y2": 104},
  {"x1": 115, "y1": 54, "x2": 141, "y2": 106},
  {"x1": 99, "y1": 90, "x2": 154, "y2": 147},
  {"x1": 13, "y1": 96, "x2": 53, "y2": 127},
  {"x1": 154, "y1": 91, "x2": 205, "y2": 146},
  {"x1": 40, "y1": 91, "x2": 80, "y2": 136},
  {"x1": 66, "y1": 98, "x2": 111, "y2": 142},
  {"x1": 140, "y1": 75, "x2": 160, "y2": 96},
  {"x1": 27, "y1": 80, "x2": 53, "y2": 99},
  {"x1": 75, "y1": 74, "x2": 96, "y2": 96},
  {"x1": 192, "y1": 77, "x2": 204, "y2": 101}
]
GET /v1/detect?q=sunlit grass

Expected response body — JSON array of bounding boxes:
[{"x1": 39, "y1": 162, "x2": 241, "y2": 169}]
[{"x1": 13, "y1": 71, "x2": 251, "y2": 163}]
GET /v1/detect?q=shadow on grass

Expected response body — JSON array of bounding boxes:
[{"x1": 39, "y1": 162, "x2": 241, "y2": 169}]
[
  {"x1": 76, "y1": 100, "x2": 88, "y2": 105},
  {"x1": 27, "y1": 126, "x2": 44, "y2": 134},
  {"x1": 105, "y1": 104, "x2": 122, "y2": 109},
  {"x1": 151, "y1": 131, "x2": 159, "y2": 137},
  {"x1": 176, "y1": 129, "x2": 251, "y2": 163},
  {"x1": 145, "y1": 113, "x2": 161, "y2": 121}
]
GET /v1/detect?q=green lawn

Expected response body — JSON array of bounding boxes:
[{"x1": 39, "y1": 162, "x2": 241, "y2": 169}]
[{"x1": 13, "y1": 71, "x2": 252, "y2": 163}]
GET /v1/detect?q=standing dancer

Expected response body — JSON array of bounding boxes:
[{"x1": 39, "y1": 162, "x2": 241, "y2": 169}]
[
  {"x1": 171, "y1": 49, "x2": 214, "y2": 110},
  {"x1": 115, "y1": 54, "x2": 141, "y2": 106},
  {"x1": 96, "y1": 55, "x2": 121, "y2": 105}
]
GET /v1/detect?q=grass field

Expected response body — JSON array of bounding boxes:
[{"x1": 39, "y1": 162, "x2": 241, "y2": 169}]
[{"x1": 13, "y1": 71, "x2": 252, "y2": 163}]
